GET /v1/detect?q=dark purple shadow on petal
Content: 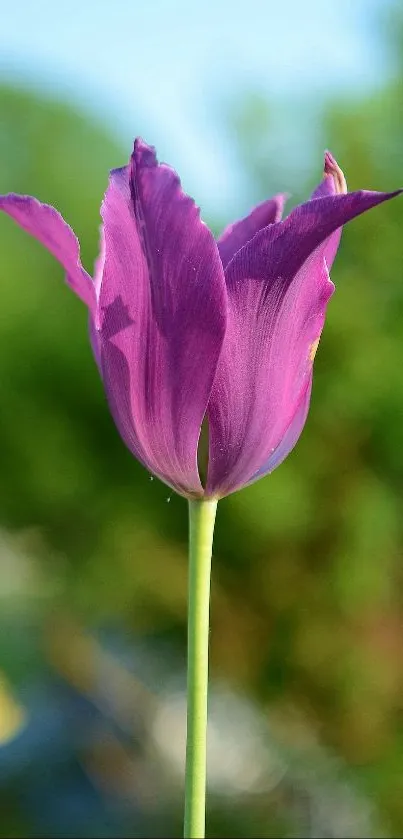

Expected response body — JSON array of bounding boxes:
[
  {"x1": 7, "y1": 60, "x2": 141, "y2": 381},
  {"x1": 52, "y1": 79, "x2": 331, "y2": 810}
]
[
  {"x1": 89, "y1": 294, "x2": 134, "y2": 376},
  {"x1": 129, "y1": 142, "x2": 178, "y2": 338},
  {"x1": 100, "y1": 295, "x2": 134, "y2": 340},
  {"x1": 89, "y1": 316, "x2": 101, "y2": 373}
]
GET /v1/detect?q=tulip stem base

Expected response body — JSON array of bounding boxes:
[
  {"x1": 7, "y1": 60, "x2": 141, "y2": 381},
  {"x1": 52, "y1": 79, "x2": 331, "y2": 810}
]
[{"x1": 184, "y1": 498, "x2": 218, "y2": 839}]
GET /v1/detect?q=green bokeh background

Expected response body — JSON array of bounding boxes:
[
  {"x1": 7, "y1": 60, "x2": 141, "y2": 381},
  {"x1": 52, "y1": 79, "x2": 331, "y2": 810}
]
[{"x1": 1, "y1": 15, "x2": 403, "y2": 839}]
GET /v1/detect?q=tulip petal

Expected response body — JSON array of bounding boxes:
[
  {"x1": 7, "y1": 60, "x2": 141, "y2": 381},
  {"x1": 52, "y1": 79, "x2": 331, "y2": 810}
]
[
  {"x1": 97, "y1": 140, "x2": 227, "y2": 497},
  {"x1": 0, "y1": 194, "x2": 95, "y2": 308},
  {"x1": 206, "y1": 188, "x2": 401, "y2": 497},
  {"x1": 246, "y1": 376, "x2": 312, "y2": 485},
  {"x1": 311, "y1": 152, "x2": 343, "y2": 269},
  {"x1": 217, "y1": 195, "x2": 285, "y2": 269}
]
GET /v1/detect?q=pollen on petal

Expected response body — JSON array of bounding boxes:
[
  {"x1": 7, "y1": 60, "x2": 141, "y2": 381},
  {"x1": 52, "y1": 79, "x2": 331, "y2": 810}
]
[{"x1": 309, "y1": 337, "x2": 320, "y2": 362}]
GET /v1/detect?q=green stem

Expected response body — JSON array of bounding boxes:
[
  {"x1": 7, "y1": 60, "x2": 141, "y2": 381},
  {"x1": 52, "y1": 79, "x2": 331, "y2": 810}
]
[{"x1": 184, "y1": 498, "x2": 218, "y2": 839}]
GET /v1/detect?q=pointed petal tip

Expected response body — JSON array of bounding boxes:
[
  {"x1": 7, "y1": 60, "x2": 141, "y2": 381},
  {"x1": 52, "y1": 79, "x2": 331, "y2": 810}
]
[
  {"x1": 132, "y1": 137, "x2": 157, "y2": 169},
  {"x1": 324, "y1": 149, "x2": 337, "y2": 169},
  {"x1": 356, "y1": 186, "x2": 403, "y2": 202},
  {"x1": 130, "y1": 139, "x2": 184, "y2": 197},
  {"x1": 0, "y1": 191, "x2": 36, "y2": 210},
  {"x1": 323, "y1": 150, "x2": 347, "y2": 194},
  {"x1": 272, "y1": 192, "x2": 288, "y2": 218},
  {"x1": 279, "y1": 191, "x2": 290, "y2": 205},
  {"x1": 108, "y1": 140, "x2": 157, "y2": 181},
  {"x1": 0, "y1": 192, "x2": 95, "y2": 309},
  {"x1": 217, "y1": 192, "x2": 287, "y2": 269},
  {"x1": 251, "y1": 192, "x2": 288, "y2": 223}
]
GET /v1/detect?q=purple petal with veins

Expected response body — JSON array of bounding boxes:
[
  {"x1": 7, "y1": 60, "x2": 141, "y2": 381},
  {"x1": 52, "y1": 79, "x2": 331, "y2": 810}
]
[{"x1": 1, "y1": 149, "x2": 400, "y2": 498}]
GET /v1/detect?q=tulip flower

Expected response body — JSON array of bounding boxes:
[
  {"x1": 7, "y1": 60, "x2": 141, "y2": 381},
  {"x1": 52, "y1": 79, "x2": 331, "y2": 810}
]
[
  {"x1": 0, "y1": 143, "x2": 398, "y2": 499},
  {"x1": 0, "y1": 141, "x2": 400, "y2": 839}
]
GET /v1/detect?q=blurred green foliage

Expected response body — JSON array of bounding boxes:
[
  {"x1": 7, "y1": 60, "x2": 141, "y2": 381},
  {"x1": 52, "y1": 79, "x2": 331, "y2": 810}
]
[{"x1": 1, "y1": 33, "x2": 403, "y2": 837}]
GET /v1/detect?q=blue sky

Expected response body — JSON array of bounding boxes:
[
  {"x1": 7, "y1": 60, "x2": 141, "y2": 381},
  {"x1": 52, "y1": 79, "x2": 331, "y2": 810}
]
[{"x1": 0, "y1": 0, "x2": 395, "y2": 215}]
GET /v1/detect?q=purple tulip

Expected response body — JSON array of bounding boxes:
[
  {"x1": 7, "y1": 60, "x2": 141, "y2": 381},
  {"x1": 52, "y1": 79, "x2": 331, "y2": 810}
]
[{"x1": 0, "y1": 142, "x2": 400, "y2": 499}]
